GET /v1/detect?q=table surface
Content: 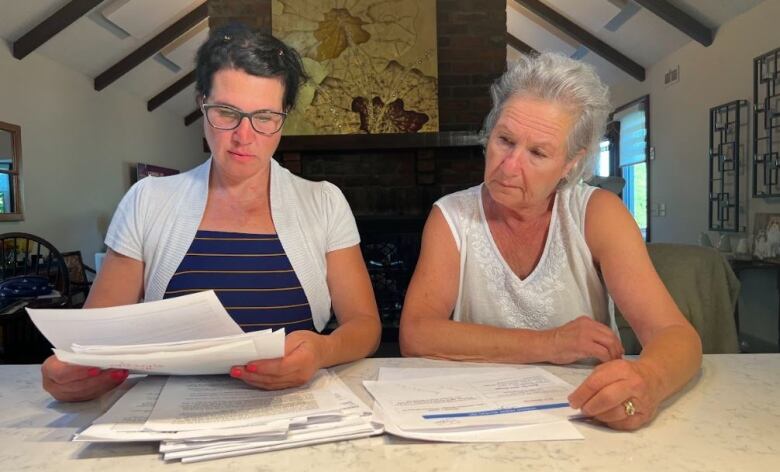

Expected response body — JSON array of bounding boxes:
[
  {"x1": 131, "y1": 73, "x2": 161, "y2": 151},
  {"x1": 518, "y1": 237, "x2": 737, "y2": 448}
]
[{"x1": 0, "y1": 354, "x2": 778, "y2": 471}]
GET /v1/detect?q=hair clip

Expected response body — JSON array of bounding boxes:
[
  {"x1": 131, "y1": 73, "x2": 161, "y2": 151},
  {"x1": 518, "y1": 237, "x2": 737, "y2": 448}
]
[
  {"x1": 223, "y1": 34, "x2": 232, "y2": 42},
  {"x1": 278, "y1": 49, "x2": 284, "y2": 56}
]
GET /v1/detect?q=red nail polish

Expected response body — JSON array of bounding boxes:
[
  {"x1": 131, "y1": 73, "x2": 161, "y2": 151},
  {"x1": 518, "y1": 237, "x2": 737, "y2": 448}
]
[
  {"x1": 246, "y1": 364, "x2": 257, "y2": 373},
  {"x1": 110, "y1": 370, "x2": 127, "y2": 381},
  {"x1": 230, "y1": 367, "x2": 242, "y2": 378},
  {"x1": 87, "y1": 367, "x2": 101, "y2": 377}
]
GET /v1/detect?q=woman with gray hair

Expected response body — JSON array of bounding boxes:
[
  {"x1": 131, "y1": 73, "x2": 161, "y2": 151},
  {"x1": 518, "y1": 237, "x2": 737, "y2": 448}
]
[{"x1": 399, "y1": 53, "x2": 701, "y2": 431}]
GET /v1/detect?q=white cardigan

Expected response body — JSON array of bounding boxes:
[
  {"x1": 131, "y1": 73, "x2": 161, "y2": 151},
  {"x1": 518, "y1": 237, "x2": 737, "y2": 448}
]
[{"x1": 105, "y1": 157, "x2": 360, "y2": 331}]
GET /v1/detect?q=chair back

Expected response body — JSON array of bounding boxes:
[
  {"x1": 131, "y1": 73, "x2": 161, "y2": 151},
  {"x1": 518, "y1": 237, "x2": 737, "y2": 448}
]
[
  {"x1": 61, "y1": 250, "x2": 95, "y2": 307},
  {"x1": 0, "y1": 232, "x2": 69, "y2": 298},
  {"x1": 0, "y1": 232, "x2": 69, "y2": 363},
  {"x1": 615, "y1": 243, "x2": 741, "y2": 354},
  {"x1": 62, "y1": 251, "x2": 88, "y2": 284}
]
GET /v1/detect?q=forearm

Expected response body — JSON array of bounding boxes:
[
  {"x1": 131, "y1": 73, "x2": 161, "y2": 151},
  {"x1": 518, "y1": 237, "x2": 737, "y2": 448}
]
[
  {"x1": 317, "y1": 315, "x2": 381, "y2": 368},
  {"x1": 636, "y1": 324, "x2": 702, "y2": 401},
  {"x1": 400, "y1": 317, "x2": 553, "y2": 364}
]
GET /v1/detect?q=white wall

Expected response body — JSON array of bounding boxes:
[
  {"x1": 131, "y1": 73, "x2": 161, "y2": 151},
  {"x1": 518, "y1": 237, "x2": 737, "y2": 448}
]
[
  {"x1": 0, "y1": 41, "x2": 208, "y2": 264},
  {"x1": 609, "y1": 0, "x2": 780, "y2": 245}
]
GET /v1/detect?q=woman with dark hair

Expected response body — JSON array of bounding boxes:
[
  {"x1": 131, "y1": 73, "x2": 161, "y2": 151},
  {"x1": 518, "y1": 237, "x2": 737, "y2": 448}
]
[
  {"x1": 42, "y1": 23, "x2": 381, "y2": 401},
  {"x1": 400, "y1": 53, "x2": 701, "y2": 430}
]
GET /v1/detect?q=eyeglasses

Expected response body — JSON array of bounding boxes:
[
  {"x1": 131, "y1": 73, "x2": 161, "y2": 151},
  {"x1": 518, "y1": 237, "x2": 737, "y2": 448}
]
[{"x1": 201, "y1": 102, "x2": 287, "y2": 135}]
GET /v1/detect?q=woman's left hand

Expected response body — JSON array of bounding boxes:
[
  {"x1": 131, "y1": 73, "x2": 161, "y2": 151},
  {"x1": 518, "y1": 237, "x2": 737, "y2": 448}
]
[
  {"x1": 567, "y1": 358, "x2": 663, "y2": 431},
  {"x1": 230, "y1": 330, "x2": 325, "y2": 390}
]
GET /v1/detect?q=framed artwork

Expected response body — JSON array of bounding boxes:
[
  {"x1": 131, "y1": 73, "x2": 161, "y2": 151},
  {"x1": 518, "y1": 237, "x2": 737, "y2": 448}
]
[
  {"x1": 272, "y1": 0, "x2": 439, "y2": 135},
  {"x1": 752, "y1": 212, "x2": 780, "y2": 262},
  {"x1": 134, "y1": 163, "x2": 179, "y2": 182}
]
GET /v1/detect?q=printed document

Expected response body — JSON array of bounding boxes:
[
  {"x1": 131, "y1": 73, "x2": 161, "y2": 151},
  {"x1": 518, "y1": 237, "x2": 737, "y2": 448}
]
[
  {"x1": 27, "y1": 291, "x2": 240, "y2": 347},
  {"x1": 27, "y1": 291, "x2": 285, "y2": 375},
  {"x1": 145, "y1": 372, "x2": 343, "y2": 431},
  {"x1": 364, "y1": 366, "x2": 580, "y2": 432},
  {"x1": 371, "y1": 366, "x2": 582, "y2": 441}
]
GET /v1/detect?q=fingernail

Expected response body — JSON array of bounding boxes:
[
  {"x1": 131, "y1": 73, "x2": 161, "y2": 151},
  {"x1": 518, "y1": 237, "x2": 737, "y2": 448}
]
[
  {"x1": 230, "y1": 367, "x2": 242, "y2": 378},
  {"x1": 246, "y1": 364, "x2": 257, "y2": 373},
  {"x1": 110, "y1": 370, "x2": 128, "y2": 381},
  {"x1": 87, "y1": 367, "x2": 101, "y2": 377}
]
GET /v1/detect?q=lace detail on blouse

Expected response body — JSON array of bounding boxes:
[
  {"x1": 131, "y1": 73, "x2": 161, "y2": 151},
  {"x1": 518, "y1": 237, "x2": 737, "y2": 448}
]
[{"x1": 437, "y1": 184, "x2": 608, "y2": 331}]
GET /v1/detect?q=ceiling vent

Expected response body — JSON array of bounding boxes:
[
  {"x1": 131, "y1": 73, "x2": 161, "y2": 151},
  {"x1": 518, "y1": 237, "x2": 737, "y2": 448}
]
[{"x1": 664, "y1": 65, "x2": 680, "y2": 86}]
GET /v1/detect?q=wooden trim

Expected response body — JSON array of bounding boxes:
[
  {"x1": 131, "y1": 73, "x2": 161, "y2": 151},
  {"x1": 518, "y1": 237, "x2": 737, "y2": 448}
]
[
  {"x1": 12, "y1": 0, "x2": 104, "y2": 60},
  {"x1": 513, "y1": 0, "x2": 645, "y2": 81},
  {"x1": 184, "y1": 109, "x2": 202, "y2": 126},
  {"x1": 94, "y1": 2, "x2": 208, "y2": 91},
  {"x1": 634, "y1": 0, "x2": 713, "y2": 47},
  {"x1": 277, "y1": 131, "x2": 482, "y2": 152},
  {"x1": 148, "y1": 70, "x2": 196, "y2": 111},
  {"x1": 506, "y1": 32, "x2": 538, "y2": 56}
]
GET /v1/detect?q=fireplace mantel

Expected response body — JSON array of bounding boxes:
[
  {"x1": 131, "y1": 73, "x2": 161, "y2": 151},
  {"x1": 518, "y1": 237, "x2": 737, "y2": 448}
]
[{"x1": 277, "y1": 131, "x2": 482, "y2": 152}]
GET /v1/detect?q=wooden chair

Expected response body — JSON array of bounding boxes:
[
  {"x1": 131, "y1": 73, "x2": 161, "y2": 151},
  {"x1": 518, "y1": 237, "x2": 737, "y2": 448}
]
[
  {"x1": 61, "y1": 251, "x2": 96, "y2": 308},
  {"x1": 0, "y1": 232, "x2": 69, "y2": 363}
]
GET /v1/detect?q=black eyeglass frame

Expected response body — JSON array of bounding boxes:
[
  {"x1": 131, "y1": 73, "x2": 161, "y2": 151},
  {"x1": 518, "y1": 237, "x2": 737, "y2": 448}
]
[{"x1": 200, "y1": 102, "x2": 288, "y2": 135}]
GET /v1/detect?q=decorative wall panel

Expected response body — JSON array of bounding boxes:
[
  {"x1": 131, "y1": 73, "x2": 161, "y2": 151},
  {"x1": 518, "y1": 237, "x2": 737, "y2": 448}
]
[
  {"x1": 753, "y1": 47, "x2": 780, "y2": 196},
  {"x1": 273, "y1": 0, "x2": 439, "y2": 135},
  {"x1": 709, "y1": 100, "x2": 747, "y2": 232}
]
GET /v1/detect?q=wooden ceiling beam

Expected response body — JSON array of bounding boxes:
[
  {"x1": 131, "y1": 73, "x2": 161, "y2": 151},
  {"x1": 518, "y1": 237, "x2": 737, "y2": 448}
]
[
  {"x1": 633, "y1": 0, "x2": 713, "y2": 46},
  {"x1": 184, "y1": 109, "x2": 202, "y2": 126},
  {"x1": 506, "y1": 32, "x2": 538, "y2": 56},
  {"x1": 513, "y1": 0, "x2": 645, "y2": 81},
  {"x1": 94, "y1": 2, "x2": 207, "y2": 91},
  {"x1": 148, "y1": 70, "x2": 196, "y2": 111},
  {"x1": 13, "y1": 0, "x2": 105, "y2": 60}
]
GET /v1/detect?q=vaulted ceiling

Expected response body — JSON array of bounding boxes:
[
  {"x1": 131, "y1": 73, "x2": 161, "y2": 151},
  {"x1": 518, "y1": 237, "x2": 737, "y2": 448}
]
[{"x1": 0, "y1": 0, "x2": 766, "y2": 127}]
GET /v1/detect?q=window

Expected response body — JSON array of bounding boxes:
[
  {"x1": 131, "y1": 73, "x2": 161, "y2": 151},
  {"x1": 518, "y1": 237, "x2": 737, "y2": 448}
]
[
  {"x1": 612, "y1": 96, "x2": 650, "y2": 240},
  {"x1": 596, "y1": 139, "x2": 611, "y2": 177},
  {"x1": 0, "y1": 121, "x2": 23, "y2": 221}
]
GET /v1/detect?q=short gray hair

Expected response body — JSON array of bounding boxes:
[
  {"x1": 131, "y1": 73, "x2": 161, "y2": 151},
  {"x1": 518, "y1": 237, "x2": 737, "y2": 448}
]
[{"x1": 481, "y1": 52, "x2": 611, "y2": 187}]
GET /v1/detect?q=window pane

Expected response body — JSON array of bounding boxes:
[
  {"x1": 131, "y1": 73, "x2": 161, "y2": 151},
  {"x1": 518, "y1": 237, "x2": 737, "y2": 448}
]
[
  {"x1": 597, "y1": 140, "x2": 610, "y2": 177},
  {"x1": 0, "y1": 172, "x2": 11, "y2": 214},
  {"x1": 0, "y1": 121, "x2": 22, "y2": 219},
  {"x1": 616, "y1": 105, "x2": 647, "y2": 167},
  {"x1": 622, "y1": 162, "x2": 647, "y2": 237}
]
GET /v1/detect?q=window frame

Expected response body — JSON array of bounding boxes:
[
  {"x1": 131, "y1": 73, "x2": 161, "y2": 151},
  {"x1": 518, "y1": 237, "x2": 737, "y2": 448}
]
[
  {"x1": 0, "y1": 120, "x2": 24, "y2": 221},
  {"x1": 609, "y1": 95, "x2": 651, "y2": 241}
]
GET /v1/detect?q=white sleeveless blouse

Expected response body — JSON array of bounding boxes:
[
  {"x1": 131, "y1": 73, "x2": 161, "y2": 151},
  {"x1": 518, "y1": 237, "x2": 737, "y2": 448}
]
[{"x1": 435, "y1": 183, "x2": 612, "y2": 330}]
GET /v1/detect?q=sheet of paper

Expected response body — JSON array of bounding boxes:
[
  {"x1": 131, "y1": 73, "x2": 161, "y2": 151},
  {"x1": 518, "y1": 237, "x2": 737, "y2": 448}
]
[
  {"x1": 27, "y1": 291, "x2": 242, "y2": 349},
  {"x1": 378, "y1": 366, "x2": 520, "y2": 381},
  {"x1": 371, "y1": 365, "x2": 580, "y2": 442},
  {"x1": 145, "y1": 371, "x2": 342, "y2": 431},
  {"x1": 74, "y1": 376, "x2": 289, "y2": 442},
  {"x1": 161, "y1": 415, "x2": 375, "y2": 459},
  {"x1": 372, "y1": 402, "x2": 581, "y2": 442},
  {"x1": 55, "y1": 328, "x2": 284, "y2": 375},
  {"x1": 178, "y1": 428, "x2": 383, "y2": 464},
  {"x1": 71, "y1": 329, "x2": 275, "y2": 354},
  {"x1": 364, "y1": 367, "x2": 579, "y2": 431}
]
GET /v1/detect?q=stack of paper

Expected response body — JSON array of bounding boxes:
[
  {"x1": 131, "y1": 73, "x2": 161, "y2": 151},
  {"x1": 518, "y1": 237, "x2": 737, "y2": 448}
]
[
  {"x1": 27, "y1": 291, "x2": 284, "y2": 375},
  {"x1": 364, "y1": 366, "x2": 584, "y2": 442},
  {"x1": 75, "y1": 370, "x2": 382, "y2": 463}
]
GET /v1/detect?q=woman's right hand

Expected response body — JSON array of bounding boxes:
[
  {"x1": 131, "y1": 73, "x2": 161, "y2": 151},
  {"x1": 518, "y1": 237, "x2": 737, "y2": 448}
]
[
  {"x1": 546, "y1": 316, "x2": 624, "y2": 364},
  {"x1": 41, "y1": 355, "x2": 128, "y2": 402}
]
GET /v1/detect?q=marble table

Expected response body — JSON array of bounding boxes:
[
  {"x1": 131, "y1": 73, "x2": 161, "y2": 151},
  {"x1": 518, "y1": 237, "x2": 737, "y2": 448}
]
[{"x1": 0, "y1": 354, "x2": 777, "y2": 470}]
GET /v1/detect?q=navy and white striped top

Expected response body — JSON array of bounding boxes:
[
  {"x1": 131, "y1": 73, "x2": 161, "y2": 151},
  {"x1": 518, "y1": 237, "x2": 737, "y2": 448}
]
[{"x1": 163, "y1": 230, "x2": 315, "y2": 333}]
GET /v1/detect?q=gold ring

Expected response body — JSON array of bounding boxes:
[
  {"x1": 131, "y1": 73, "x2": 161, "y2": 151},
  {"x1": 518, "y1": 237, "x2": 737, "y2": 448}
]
[{"x1": 623, "y1": 399, "x2": 636, "y2": 416}]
